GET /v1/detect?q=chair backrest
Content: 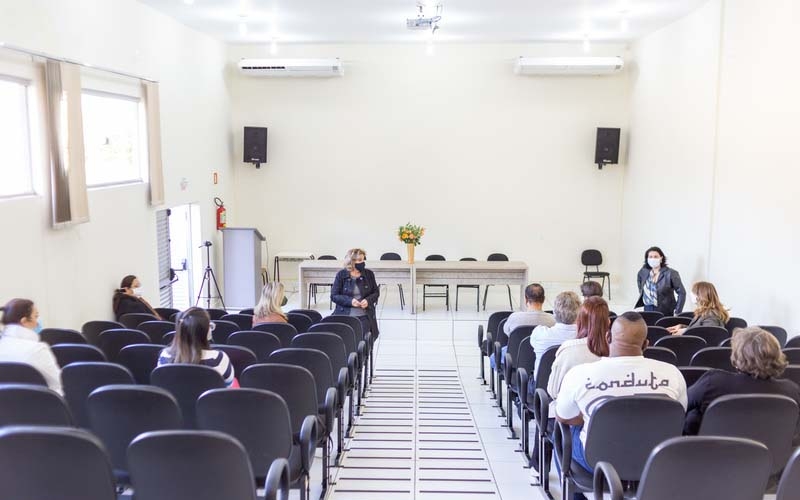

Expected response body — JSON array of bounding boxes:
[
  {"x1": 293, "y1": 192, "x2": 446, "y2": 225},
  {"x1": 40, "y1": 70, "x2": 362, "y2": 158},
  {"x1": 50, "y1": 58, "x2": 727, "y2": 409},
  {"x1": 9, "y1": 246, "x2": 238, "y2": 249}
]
[
  {"x1": 118, "y1": 344, "x2": 164, "y2": 384},
  {"x1": 0, "y1": 426, "x2": 117, "y2": 500},
  {"x1": 154, "y1": 307, "x2": 180, "y2": 319},
  {"x1": 128, "y1": 430, "x2": 257, "y2": 500},
  {"x1": 62, "y1": 362, "x2": 135, "y2": 428},
  {"x1": 39, "y1": 328, "x2": 86, "y2": 346},
  {"x1": 506, "y1": 326, "x2": 536, "y2": 366},
  {"x1": 253, "y1": 322, "x2": 299, "y2": 348},
  {"x1": 210, "y1": 320, "x2": 239, "y2": 344},
  {"x1": 318, "y1": 254, "x2": 337, "y2": 260},
  {"x1": 690, "y1": 347, "x2": 734, "y2": 371},
  {"x1": 239, "y1": 308, "x2": 255, "y2": 316},
  {"x1": 684, "y1": 326, "x2": 730, "y2": 347},
  {"x1": 205, "y1": 308, "x2": 229, "y2": 321},
  {"x1": 679, "y1": 367, "x2": 709, "y2": 388},
  {"x1": 288, "y1": 309, "x2": 323, "y2": 324},
  {"x1": 241, "y1": 364, "x2": 320, "y2": 434},
  {"x1": 161, "y1": 331, "x2": 175, "y2": 345},
  {"x1": 380, "y1": 252, "x2": 401, "y2": 261},
  {"x1": 487, "y1": 253, "x2": 509, "y2": 261},
  {"x1": 220, "y1": 314, "x2": 254, "y2": 332},
  {"x1": 197, "y1": 388, "x2": 293, "y2": 479},
  {"x1": 725, "y1": 316, "x2": 748, "y2": 335},
  {"x1": 639, "y1": 311, "x2": 665, "y2": 326},
  {"x1": 584, "y1": 396, "x2": 685, "y2": 480},
  {"x1": 783, "y1": 348, "x2": 800, "y2": 364},
  {"x1": 309, "y1": 322, "x2": 358, "y2": 355},
  {"x1": 782, "y1": 366, "x2": 800, "y2": 386},
  {"x1": 699, "y1": 394, "x2": 799, "y2": 475},
  {"x1": 287, "y1": 312, "x2": 313, "y2": 334},
  {"x1": 81, "y1": 320, "x2": 124, "y2": 346},
  {"x1": 291, "y1": 333, "x2": 348, "y2": 378},
  {"x1": 581, "y1": 249, "x2": 602, "y2": 266},
  {"x1": 460, "y1": 257, "x2": 477, "y2": 261},
  {"x1": 653, "y1": 335, "x2": 707, "y2": 366},
  {"x1": 0, "y1": 385, "x2": 72, "y2": 427},
  {"x1": 267, "y1": 348, "x2": 334, "y2": 407},
  {"x1": 534, "y1": 345, "x2": 559, "y2": 392},
  {"x1": 643, "y1": 347, "x2": 678, "y2": 366},
  {"x1": 635, "y1": 436, "x2": 771, "y2": 500},
  {"x1": 52, "y1": 344, "x2": 107, "y2": 368},
  {"x1": 226, "y1": 331, "x2": 280, "y2": 363},
  {"x1": 119, "y1": 313, "x2": 158, "y2": 329},
  {"x1": 654, "y1": 316, "x2": 691, "y2": 329},
  {"x1": 646, "y1": 326, "x2": 669, "y2": 346},
  {"x1": 98, "y1": 329, "x2": 151, "y2": 363},
  {"x1": 211, "y1": 344, "x2": 257, "y2": 378},
  {"x1": 486, "y1": 311, "x2": 513, "y2": 337},
  {"x1": 777, "y1": 447, "x2": 800, "y2": 500},
  {"x1": 425, "y1": 254, "x2": 446, "y2": 261},
  {"x1": 137, "y1": 321, "x2": 175, "y2": 345},
  {"x1": 150, "y1": 364, "x2": 226, "y2": 429},
  {"x1": 786, "y1": 337, "x2": 800, "y2": 349},
  {"x1": 719, "y1": 337, "x2": 731, "y2": 347},
  {"x1": 0, "y1": 362, "x2": 47, "y2": 386},
  {"x1": 516, "y1": 339, "x2": 536, "y2": 377},
  {"x1": 321, "y1": 315, "x2": 365, "y2": 342},
  {"x1": 760, "y1": 325, "x2": 788, "y2": 347},
  {"x1": 87, "y1": 385, "x2": 182, "y2": 476}
]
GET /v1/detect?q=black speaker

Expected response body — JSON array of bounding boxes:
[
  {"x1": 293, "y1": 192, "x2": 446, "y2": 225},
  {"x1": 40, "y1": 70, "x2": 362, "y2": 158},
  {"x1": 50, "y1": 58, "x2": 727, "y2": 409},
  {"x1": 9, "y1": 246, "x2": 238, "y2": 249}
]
[
  {"x1": 243, "y1": 127, "x2": 268, "y2": 167},
  {"x1": 594, "y1": 127, "x2": 620, "y2": 169}
]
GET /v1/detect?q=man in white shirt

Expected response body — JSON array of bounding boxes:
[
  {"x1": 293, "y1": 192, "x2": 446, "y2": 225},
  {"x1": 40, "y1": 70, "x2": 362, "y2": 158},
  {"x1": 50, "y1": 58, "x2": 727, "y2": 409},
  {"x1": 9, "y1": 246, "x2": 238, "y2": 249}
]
[
  {"x1": 529, "y1": 291, "x2": 581, "y2": 375},
  {"x1": 555, "y1": 311, "x2": 687, "y2": 492},
  {"x1": 503, "y1": 283, "x2": 555, "y2": 334}
]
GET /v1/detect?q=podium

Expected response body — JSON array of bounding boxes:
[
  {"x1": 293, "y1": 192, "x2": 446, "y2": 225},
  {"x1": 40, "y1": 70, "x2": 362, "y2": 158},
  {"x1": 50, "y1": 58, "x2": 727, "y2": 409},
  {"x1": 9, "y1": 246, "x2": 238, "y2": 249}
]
[{"x1": 221, "y1": 227, "x2": 266, "y2": 309}]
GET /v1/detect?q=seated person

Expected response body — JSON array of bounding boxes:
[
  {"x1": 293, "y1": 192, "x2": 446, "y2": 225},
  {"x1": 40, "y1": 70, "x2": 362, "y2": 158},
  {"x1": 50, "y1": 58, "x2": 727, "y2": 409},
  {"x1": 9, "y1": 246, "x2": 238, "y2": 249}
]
[
  {"x1": 530, "y1": 291, "x2": 581, "y2": 375},
  {"x1": 158, "y1": 307, "x2": 235, "y2": 387},
  {"x1": 112, "y1": 275, "x2": 161, "y2": 321},
  {"x1": 491, "y1": 283, "x2": 555, "y2": 370},
  {"x1": 580, "y1": 280, "x2": 604, "y2": 300},
  {"x1": 556, "y1": 311, "x2": 687, "y2": 499},
  {"x1": 684, "y1": 326, "x2": 800, "y2": 435},
  {"x1": 0, "y1": 298, "x2": 62, "y2": 394},
  {"x1": 252, "y1": 282, "x2": 288, "y2": 327},
  {"x1": 668, "y1": 281, "x2": 728, "y2": 335}
]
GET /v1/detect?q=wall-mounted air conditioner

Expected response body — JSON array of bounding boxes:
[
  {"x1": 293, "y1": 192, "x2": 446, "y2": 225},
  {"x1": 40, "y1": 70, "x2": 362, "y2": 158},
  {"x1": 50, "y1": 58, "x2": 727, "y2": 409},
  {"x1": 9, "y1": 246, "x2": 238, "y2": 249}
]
[
  {"x1": 514, "y1": 56, "x2": 624, "y2": 76},
  {"x1": 238, "y1": 58, "x2": 344, "y2": 77}
]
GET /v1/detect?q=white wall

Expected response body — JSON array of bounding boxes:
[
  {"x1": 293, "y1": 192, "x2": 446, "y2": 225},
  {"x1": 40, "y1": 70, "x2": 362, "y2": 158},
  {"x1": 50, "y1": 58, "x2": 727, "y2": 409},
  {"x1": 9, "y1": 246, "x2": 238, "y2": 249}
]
[
  {"x1": 227, "y1": 43, "x2": 630, "y2": 285},
  {"x1": 0, "y1": 0, "x2": 232, "y2": 328}
]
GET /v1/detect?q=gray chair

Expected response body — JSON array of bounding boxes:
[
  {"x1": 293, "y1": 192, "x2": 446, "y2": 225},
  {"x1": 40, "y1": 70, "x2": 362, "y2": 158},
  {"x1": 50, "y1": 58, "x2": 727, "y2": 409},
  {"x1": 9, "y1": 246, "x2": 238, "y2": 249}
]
[
  {"x1": 690, "y1": 347, "x2": 734, "y2": 371},
  {"x1": 423, "y1": 254, "x2": 449, "y2": 311},
  {"x1": 777, "y1": 447, "x2": 800, "y2": 500},
  {"x1": 151, "y1": 364, "x2": 226, "y2": 429},
  {"x1": 62, "y1": 362, "x2": 135, "y2": 428},
  {"x1": 581, "y1": 249, "x2": 611, "y2": 300},
  {"x1": 0, "y1": 362, "x2": 47, "y2": 386},
  {"x1": 40, "y1": 328, "x2": 86, "y2": 346},
  {"x1": 379, "y1": 252, "x2": 406, "y2": 310},
  {"x1": 684, "y1": 326, "x2": 730, "y2": 346},
  {"x1": 644, "y1": 346, "x2": 678, "y2": 366},
  {"x1": 455, "y1": 257, "x2": 480, "y2": 311},
  {"x1": 654, "y1": 335, "x2": 707, "y2": 366},
  {"x1": 0, "y1": 385, "x2": 73, "y2": 427},
  {"x1": 51, "y1": 344, "x2": 106, "y2": 368},
  {"x1": 483, "y1": 253, "x2": 514, "y2": 310}
]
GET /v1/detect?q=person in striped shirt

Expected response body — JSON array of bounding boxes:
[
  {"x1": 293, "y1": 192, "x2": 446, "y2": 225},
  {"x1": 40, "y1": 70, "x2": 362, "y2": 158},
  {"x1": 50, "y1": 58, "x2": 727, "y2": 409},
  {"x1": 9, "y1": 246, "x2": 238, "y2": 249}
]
[{"x1": 158, "y1": 307, "x2": 235, "y2": 387}]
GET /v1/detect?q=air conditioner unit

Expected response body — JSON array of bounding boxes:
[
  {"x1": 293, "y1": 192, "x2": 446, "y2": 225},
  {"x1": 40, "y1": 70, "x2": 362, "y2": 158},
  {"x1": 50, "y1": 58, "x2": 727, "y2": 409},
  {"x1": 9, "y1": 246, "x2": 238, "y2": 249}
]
[
  {"x1": 238, "y1": 58, "x2": 343, "y2": 77},
  {"x1": 514, "y1": 56, "x2": 624, "y2": 76}
]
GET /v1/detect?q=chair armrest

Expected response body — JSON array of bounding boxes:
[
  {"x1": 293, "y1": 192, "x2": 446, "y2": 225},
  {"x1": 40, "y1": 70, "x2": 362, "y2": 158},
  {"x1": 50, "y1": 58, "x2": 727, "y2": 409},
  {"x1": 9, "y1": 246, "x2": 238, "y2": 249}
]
[
  {"x1": 517, "y1": 368, "x2": 529, "y2": 407},
  {"x1": 357, "y1": 340, "x2": 366, "y2": 370},
  {"x1": 503, "y1": 352, "x2": 514, "y2": 385},
  {"x1": 533, "y1": 388, "x2": 552, "y2": 426},
  {"x1": 299, "y1": 415, "x2": 318, "y2": 472},
  {"x1": 478, "y1": 324, "x2": 484, "y2": 350},
  {"x1": 263, "y1": 458, "x2": 290, "y2": 500},
  {"x1": 593, "y1": 462, "x2": 624, "y2": 500},
  {"x1": 323, "y1": 387, "x2": 337, "y2": 434},
  {"x1": 347, "y1": 352, "x2": 358, "y2": 387},
  {"x1": 493, "y1": 341, "x2": 503, "y2": 375},
  {"x1": 554, "y1": 421, "x2": 573, "y2": 478},
  {"x1": 337, "y1": 367, "x2": 348, "y2": 405}
]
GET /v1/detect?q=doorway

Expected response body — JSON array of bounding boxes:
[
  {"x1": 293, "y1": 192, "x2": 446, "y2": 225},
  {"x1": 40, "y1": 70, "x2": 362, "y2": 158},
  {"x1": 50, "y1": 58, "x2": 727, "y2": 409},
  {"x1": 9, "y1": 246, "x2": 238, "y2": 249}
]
[{"x1": 165, "y1": 204, "x2": 202, "y2": 310}]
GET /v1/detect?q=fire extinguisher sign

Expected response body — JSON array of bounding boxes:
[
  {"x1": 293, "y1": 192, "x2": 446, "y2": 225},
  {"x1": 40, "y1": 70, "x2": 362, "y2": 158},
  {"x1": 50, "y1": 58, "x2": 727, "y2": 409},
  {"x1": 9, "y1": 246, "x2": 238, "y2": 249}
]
[{"x1": 215, "y1": 197, "x2": 227, "y2": 230}]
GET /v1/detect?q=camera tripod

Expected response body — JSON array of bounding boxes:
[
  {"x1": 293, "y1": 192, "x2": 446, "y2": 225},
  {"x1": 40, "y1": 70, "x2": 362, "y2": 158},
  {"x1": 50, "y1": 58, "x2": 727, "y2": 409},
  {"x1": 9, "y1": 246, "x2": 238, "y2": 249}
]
[{"x1": 195, "y1": 241, "x2": 226, "y2": 310}]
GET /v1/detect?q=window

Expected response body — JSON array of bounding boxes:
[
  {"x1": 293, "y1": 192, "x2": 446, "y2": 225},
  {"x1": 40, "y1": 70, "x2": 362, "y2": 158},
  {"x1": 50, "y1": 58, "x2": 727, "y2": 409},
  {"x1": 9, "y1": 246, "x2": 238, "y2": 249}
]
[
  {"x1": 82, "y1": 91, "x2": 146, "y2": 187},
  {"x1": 0, "y1": 78, "x2": 33, "y2": 197}
]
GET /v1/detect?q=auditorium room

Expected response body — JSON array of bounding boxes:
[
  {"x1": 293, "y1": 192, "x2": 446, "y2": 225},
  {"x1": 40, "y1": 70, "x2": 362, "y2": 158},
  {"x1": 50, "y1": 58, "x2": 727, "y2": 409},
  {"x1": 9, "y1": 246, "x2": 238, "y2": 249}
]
[{"x1": 0, "y1": 0, "x2": 797, "y2": 499}]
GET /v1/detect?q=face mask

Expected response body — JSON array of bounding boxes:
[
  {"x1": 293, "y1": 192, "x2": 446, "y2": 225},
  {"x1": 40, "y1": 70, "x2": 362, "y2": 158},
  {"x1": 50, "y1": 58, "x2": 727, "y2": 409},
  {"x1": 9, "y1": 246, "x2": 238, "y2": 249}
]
[
  {"x1": 134, "y1": 287, "x2": 143, "y2": 297},
  {"x1": 355, "y1": 262, "x2": 366, "y2": 273},
  {"x1": 33, "y1": 320, "x2": 43, "y2": 334},
  {"x1": 647, "y1": 258, "x2": 661, "y2": 269}
]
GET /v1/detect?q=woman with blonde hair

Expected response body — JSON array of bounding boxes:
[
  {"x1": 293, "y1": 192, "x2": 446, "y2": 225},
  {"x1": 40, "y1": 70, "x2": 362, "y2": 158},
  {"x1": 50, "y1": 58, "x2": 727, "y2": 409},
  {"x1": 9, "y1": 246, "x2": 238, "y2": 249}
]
[
  {"x1": 252, "y1": 281, "x2": 288, "y2": 327},
  {"x1": 331, "y1": 248, "x2": 380, "y2": 338},
  {"x1": 667, "y1": 281, "x2": 729, "y2": 335}
]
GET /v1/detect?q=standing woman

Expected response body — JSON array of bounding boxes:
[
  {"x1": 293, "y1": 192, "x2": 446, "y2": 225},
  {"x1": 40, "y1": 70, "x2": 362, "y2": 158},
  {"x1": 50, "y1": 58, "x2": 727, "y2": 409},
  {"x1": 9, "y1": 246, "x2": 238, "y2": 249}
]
[
  {"x1": 636, "y1": 246, "x2": 686, "y2": 317},
  {"x1": 331, "y1": 248, "x2": 380, "y2": 339}
]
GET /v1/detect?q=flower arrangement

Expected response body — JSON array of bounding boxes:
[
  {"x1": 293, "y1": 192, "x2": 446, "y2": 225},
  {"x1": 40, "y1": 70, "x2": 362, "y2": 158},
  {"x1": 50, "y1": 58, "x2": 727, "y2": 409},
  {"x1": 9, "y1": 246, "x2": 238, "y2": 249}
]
[{"x1": 398, "y1": 222, "x2": 425, "y2": 246}]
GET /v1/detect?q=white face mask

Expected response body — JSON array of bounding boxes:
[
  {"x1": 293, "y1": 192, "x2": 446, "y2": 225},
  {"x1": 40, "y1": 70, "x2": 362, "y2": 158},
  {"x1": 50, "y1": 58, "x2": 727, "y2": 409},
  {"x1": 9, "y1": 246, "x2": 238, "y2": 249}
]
[
  {"x1": 647, "y1": 258, "x2": 661, "y2": 269},
  {"x1": 133, "y1": 287, "x2": 143, "y2": 297}
]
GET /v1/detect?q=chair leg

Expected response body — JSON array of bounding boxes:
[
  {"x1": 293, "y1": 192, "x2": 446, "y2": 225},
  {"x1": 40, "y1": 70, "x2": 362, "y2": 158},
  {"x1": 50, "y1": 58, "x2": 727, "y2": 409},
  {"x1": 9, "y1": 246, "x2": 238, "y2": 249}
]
[
  {"x1": 506, "y1": 285, "x2": 513, "y2": 310},
  {"x1": 446, "y1": 286, "x2": 450, "y2": 311},
  {"x1": 506, "y1": 389, "x2": 514, "y2": 435},
  {"x1": 423, "y1": 286, "x2": 426, "y2": 311},
  {"x1": 522, "y1": 408, "x2": 529, "y2": 457},
  {"x1": 398, "y1": 284, "x2": 405, "y2": 310},
  {"x1": 479, "y1": 355, "x2": 485, "y2": 384},
  {"x1": 476, "y1": 286, "x2": 480, "y2": 312},
  {"x1": 336, "y1": 409, "x2": 344, "y2": 464},
  {"x1": 455, "y1": 287, "x2": 459, "y2": 311},
  {"x1": 497, "y1": 374, "x2": 505, "y2": 417},
  {"x1": 482, "y1": 286, "x2": 490, "y2": 310}
]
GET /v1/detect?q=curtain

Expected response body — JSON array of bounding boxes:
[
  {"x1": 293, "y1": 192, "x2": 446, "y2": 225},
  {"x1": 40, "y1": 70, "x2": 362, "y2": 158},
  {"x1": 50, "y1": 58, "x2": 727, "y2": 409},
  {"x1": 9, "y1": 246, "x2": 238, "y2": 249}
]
[{"x1": 143, "y1": 81, "x2": 165, "y2": 206}]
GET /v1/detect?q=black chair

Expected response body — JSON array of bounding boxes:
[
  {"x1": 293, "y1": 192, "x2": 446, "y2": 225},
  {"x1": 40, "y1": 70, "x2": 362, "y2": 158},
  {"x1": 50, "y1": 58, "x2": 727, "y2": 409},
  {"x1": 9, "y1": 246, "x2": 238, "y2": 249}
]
[
  {"x1": 119, "y1": 313, "x2": 158, "y2": 329},
  {"x1": 515, "y1": 340, "x2": 537, "y2": 460},
  {"x1": 786, "y1": 337, "x2": 800, "y2": 349},
  {"x1": 653, "y1": 335, "x2": 707, "y2": 366},
  {"x1": 137, "y1": 321, "x2": 174, "y2": 345},
  {"x1": 593, "y1": 436, "x2": 772, "y2": 500},
  {"x1": 525, "y1": 348, "x2": 559, "y2": 491},
  {"x1": 98, "y1": 329, "x2": 151, "y2": 363},
  {"x1": 62, "y1": 362, "x2": 135, "y2": 428},
  {"x1": 639, "y1": 311, "x2": 665, "y2": 326},
  {"x1": 554, "y1": 396, "x2": 685, "y2": 499},
  {"x1": 423, "y1": 254, "x2": 450, "y2": 311},
  {"x1": 289, "y1": 309, "x2": 323, "y2": 324},
  {"x1": 320, "y1": 314, "x2": 373, "y2": 388},
  {"x1": 81, "y1": 320, "x2": 124, "y2": 346},
  {"x1": 239, "y1": 308, "x2": 255, "y2": 315},
  {"x1": 309, "y1": 322, "x2": 365, "y2": 410},
  {"x1": 501, "y1": 326, "x2": 535, "y2": 433},
  {"x1": 690, "y1": 347, "x2": 734, "y2": 371},
  {"x1": 151, "y1": 364, "x2": 226, "y2": 429},
  {"x1": 654, "y1": 316, "x2": 691, "y2": 329},
  {"x1": 719, "y1": 337, "x2": 731, "y2": 347},
  {"x1": 220, "y1": 314, "x2": 254, "y2": 332},
  {"x1": 87, "y1": 385, "x2": 182, "y2": 485},
  {"x1": 161, "y1": 331, "x2": 175, "y2": 345},
  {"x1": 51, "y1": 344, "x2": 106, "y2": 368},
  {"x1": 684, "y1": 325, "x2": 730, "y2": 346},
  {"x1": 128, "y1": 430, "x2": 274, "y2": 500},
  {"x1": 679, "y1": 311, "x2": 696, "y2": 319},
  {"x1": 455, "y1": 257, "x2": 480, "y2": 311},
  {"x1": 644, "y1": 347, "x2": 678, "y2": 365},
  {"x1": 581, "y1": 249, "x2": 611, "y2": 300},
  {"x1": 118, "y1": 344, "x2": 164, "y2": 384},
  {"x1": 725, "y1": 316, "x2": 748, "y2": 335},
  {"x1": 760, "y1": 325, "x2": 789, "y2": 347},
  {"x1": 482, "y1": 253, "x2": 514, "y2": 310},
  {"x1": 211, "y1": 319, "x2": 239, "y2": 344},
  {"x1": 205, "y1": 308, "x2": 228, "y2": 321},
  {"x1": 488, "y1": 319, "x2": 509, "y2": 405},
  {"x1": 0, "y1": 426, "x2": 117, "y2": 500},
  {"x1": 242, "y1": 363, "x2": 333, "y2": 494},
  {"x1": 777, "y1": 447, "x2": 800, "y2": 500},
  {"x1": 379, "y1": 252, "x2": 406, "y2": 310},
  {"x1": 783, "y1": 348, "x2": 800, "y2": 364},
  {"x1": 699, "y1": 394, "x2": 799, "y2": 476},
  {"x1": 253, "y1": 322, "x2": 298, "y2": 348},
  {"x1": 40, "y1": 328, "x2": 86, "y2": 346},
  {"x1": 0, "y1": 362, "x2": 47, "y2": 386},
  {"x1": 264, "y1": 458, "x2": 291, "y2": 500},
  {"x1": 782, "y1": 366, "x2": 800, "y2": 386},
  {"x1": 212, "y1": 344, "x2": 257, "y2": 378},
  {"x1": 154, "y1": 307, "x2": 180, "y2": 319},
  {"x1": 227, "y1": 331, "x2": 281, "y2": 362},
  {"x1": 0, "y1": 385, "x2": 72, "y2": 427},
  {"x1": 309, "y1": 254, "x2": 338, "y2": 308},
  {"x1": 287, "y1": 312, "x2": 313, "y2": 334},
  {"x1": 478, "y1": 311, "x2": 512, "y2": 385},
  {"x1": 647, "y1": 326, "x2": 670, "y2": 346},
  {"x1": 679, "y1": 366, "x2": 710, "y2": 388},
  {"x1": 197, "y1": 388, "x2": 317, "y2": 495}
]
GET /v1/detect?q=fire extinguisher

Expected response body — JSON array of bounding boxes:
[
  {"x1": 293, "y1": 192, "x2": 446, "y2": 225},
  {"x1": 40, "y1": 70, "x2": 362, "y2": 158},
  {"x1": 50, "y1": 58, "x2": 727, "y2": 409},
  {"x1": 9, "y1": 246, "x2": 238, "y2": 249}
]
[{"x1": 215, "y1": 197, "x2": 227, "y2": 230}]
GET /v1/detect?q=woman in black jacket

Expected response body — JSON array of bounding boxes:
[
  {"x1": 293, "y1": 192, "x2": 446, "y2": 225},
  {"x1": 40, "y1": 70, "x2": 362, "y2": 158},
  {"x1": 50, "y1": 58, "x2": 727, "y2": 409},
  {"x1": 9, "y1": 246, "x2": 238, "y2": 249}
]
[
  {"x1": 112, "y1": 275, "x2": 162, "y2": 321},
  {"x1": 330, "y1": 248, "x2": 380, "y2": 339},
  {"x1": 635, "y1": 246, "x2": 686, "y2": 317}
]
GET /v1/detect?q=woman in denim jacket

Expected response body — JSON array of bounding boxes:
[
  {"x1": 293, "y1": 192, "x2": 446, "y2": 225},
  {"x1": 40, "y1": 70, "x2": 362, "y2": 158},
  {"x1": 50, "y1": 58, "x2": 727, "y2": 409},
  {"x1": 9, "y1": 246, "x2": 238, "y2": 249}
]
[{"x1": 331, "y1": 248, "x2": 380, "y2": 339}]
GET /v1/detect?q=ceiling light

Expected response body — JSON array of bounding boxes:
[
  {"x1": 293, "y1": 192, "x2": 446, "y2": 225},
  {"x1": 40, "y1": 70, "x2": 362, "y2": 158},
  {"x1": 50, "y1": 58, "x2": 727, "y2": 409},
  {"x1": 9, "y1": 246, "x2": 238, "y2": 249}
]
[
  {"x1": 583, "y1": 37, "x2": 591, "y2": 53},
  {"x1": 270, "y1": 39, "x2": 278, "y2": 55},
  {"x1": 239, "y1": 22, "x2": 248, "y2": 36}
]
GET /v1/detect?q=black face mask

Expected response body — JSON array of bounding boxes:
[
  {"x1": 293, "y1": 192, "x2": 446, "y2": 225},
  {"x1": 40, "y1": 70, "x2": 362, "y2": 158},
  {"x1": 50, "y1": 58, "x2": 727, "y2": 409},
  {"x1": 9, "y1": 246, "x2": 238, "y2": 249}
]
[{"x1": 355, "y1": 262, "x2": 366, "y2": 273}]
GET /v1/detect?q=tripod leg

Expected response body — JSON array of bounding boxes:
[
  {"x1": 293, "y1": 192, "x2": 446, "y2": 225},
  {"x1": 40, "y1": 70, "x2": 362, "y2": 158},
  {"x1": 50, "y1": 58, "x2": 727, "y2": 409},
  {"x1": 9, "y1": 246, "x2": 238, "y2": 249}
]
[
  {"x1": 195, "y1": 272, "x2": 210, "y2": 307},
  {"x1": 208, "y1": 268, "x2": 226, "y2": 310}
]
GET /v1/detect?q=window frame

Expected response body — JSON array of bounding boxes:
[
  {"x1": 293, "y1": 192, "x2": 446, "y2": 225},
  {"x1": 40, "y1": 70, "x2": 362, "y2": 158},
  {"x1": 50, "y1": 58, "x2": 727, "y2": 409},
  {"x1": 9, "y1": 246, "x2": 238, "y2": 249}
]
[{"x1": 0, "y1": 74, "x2": 36, "y2": 200}]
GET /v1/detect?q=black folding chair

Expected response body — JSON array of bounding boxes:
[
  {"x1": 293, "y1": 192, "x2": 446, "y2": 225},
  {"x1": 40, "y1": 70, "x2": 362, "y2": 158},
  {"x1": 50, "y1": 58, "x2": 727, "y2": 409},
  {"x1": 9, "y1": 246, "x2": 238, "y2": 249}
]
[
  {"x1": 690, "y1": 347, "x2": 734, "y2": 371},
  {"x1": 581, "y1": 249, "x2": 611, "y2": 300},
  {"x1": 137, "y1": 321, "x2": 175, "y2": 345},
  {"x1": 379, "y1": 252, "x2": 406, "y2": 310},
  {"x1": 483, "y1": 253, "x2": 514, "y2": 310},
  {"x1": 308, "y1": 254, "x2": 338, "y2": 309},
  {"x1": 501, "y1": 326, "x2": 535, "y2": 434},
  {"x1": 98, "y1": 329, "x2": 151, "y2": 363},
  {"x1": 478, "y1": 311, "x2": 512, "y2": 385},
  {"x1": 639, "y1": 311, "x2": 665, "y2": 326},
  {"x1": 654, "y1": 335, "x2": 707, "y2": 366},
  {"x1": 253, "y1": 322, "x2": 298, "y2": 348},
  {"x1": 777, "y1": 447, "x2": 800, "y2": 500},
  {"x1": 289, "y1": 309, "x2": 323, "y2": 324},
  {"x1": 646, "y1": 326, "x2": 670, "y2": 346},
  {"x1": 760, "y1": 325, "x2": 789, "y2": 347},
  {"x1": 220, "y1": 314, "x2": 254, "y2": 332},
  {"x1": 654, "y1": 316, "x2": 691, "y2": 329},
  {"x1": 0, "y1": 385, "x2": 73, "y2": 427},
  {"x1": 227, "y1": 331, "x2": 281, "y2": 362},
  {"x1": 119, "y1": 313, "x2": 158, "y2": 329},
  {"x1": 211, "y1": 320, "x2": 239, "y2": 344},
  {"x1": 151, "y1": 364, "x2": 226, "y2": 429},
  {"x1": 40, "y1": 328, "x2": 86, "y2": 346},
  {"x1": 51, "y1": 344, "x2": 106, "y2": 368},
  {"x1": 0, "y1": 362, "x2": 47, "y2": 386},
  {"x1": 81, "y1": 320, "x2": 124, "y2": 346},
  {"x1": 309, "y1": 322, "x2": 365, "y2": 411},
  {"x1": 422, "y1": 254, "x2": 450, "y2": 311},
  {"x1": 287, "y1": 312, "x2": 313, "y2": 334},
  {"x1": 679, "y1": 367, "x2": 709, "y2": 388},
  {"x1": 644, "y1": 347, "x2": 678, "y2": 366},
  {"x1": 118, "y1": 344, "x2": 164, "y2": 384},
  {"x1": 684, "y1": 326, "x2": 730, "y2": 346},
  {"x1": 62, "y1": 362, "x2": 135, "y2": 428},
  {"x1": 725, "y1": 316, "x2": 748, "y2": 335},
  {"x1": 526, "y1": 347, "x2": 559, "y2": 491},
  {"x1": 320, "y1": 315, "x2": 373, "y2": 387},
  {"x1": 455, "y1": 257, "x2": 480, "y2": 311},
  {"x1": 212, "y1": 345, "x2": 257, "y2": 378}
]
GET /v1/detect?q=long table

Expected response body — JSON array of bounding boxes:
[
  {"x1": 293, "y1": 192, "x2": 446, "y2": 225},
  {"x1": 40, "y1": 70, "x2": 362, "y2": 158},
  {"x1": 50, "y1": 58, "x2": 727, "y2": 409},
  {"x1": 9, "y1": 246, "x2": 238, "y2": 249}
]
[{"x1": 298, "y1": 260, "x2": 529, "y2": 313}]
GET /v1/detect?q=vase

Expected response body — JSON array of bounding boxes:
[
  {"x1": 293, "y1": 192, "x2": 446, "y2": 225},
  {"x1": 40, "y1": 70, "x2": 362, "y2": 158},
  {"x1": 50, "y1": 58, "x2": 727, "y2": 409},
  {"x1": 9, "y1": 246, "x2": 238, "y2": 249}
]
[{"x1": 406, "y1": 243, "x2": 415, "y2": 264}]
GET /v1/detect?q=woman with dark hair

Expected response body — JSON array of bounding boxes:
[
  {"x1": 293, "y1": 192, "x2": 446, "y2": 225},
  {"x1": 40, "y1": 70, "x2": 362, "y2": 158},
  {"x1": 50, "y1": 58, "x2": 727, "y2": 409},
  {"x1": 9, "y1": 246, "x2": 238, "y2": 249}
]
[
  {"x1": 0, "y1": 298, "x2": 62, "y2": 394},
  {"x1": 157, "y1": 307, "x2": 235, "y2": 387},
  {"x1": 668, "y1": 281, "x2": 729, "y2": 335},
  {"x1": 331, "y1": 248, "x2": 380, "y2": 338},
  {"x1": 112, "y1": 275, "x2": 161, "y2": 321},
  {"x1": 635, "y1": 246, "x2": 686, "y2": 317}
]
